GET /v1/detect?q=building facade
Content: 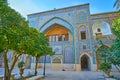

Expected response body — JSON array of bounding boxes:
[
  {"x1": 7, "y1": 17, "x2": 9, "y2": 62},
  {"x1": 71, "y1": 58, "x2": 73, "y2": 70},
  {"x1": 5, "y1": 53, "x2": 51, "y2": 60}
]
[{"x1": 27, "y1": 3, "x2": 119, "y2": 71}]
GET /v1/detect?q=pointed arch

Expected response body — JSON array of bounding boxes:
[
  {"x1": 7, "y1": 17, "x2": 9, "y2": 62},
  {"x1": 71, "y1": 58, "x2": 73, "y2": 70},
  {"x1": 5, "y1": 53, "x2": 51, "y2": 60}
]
[
  {"x1": 79, "y1": 25, "x2": 88, "y2": 40},
  {"x1": 39, "y1": 17, "x2": 74, "y2": 33},
  {"x1": 51, "y1": 55, "x2": 63, "y2": 64},
  {"x1": 96, "y1": 45, "x2": 109, "y2": 54},
  {"x1": 92, "y1": 20, "x2": 112, "y2": 36},
  {"x1": 80, "y1": 53, "x2": 92, "y2": 71},
  {"x1": 96, "y1": 45, "x2": 109, "y2": 70}
]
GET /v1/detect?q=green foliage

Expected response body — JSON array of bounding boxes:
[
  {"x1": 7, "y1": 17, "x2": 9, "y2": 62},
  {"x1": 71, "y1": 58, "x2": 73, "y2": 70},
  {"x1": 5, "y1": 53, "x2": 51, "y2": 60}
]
[
  {"x1": 0, "y1": 1, "x2": 44, "y2": 79},
  {"x1": 96, "y1": 43, "x2": 110, "y2": 62},
  {"x1": 0, "y1": 0, "x2": 54, "y2": 78},
  {"x1": 26, "y1": 28, "x2": 54, "y2": 75},
  {"x1": 100, "y1": 62, "x2": 111, "y2": 72},
  {"x1": 0, "y1": 0, "x2": 7, "y2": 5},
  {"x1": 28, "y1": 28, "x2": 54, "y2": 57},
  {"x1": 96, "y1": 40, "x2": 112, "y2": 76},
  {"x1": 110, "y1": 16, "x2": 120, "y2": 72},
  {"x1": 112, "y1": 16, "x2": 120, "y2": 38},
  {"x1": 0, "y1": 0, "x2": 30, "y2": 54},
  {"x1": 18, "y1": 61, "x2": 25, "y2": 68},
  {"x1": 96, "y1": 16, "x2": 120, "y2": 73},
  {"x1": 100, "y1": 62, "x2": 111, "y2": 77},
  {"x1": 109, "y1": 39, "x2": 120, "y2": 66}
]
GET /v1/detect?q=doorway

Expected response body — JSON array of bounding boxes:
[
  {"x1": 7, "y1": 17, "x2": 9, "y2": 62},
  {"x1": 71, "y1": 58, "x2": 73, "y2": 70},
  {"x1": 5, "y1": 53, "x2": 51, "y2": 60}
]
[{"x1": 81, "y1": 55, "x2": 90, "y2": 71}]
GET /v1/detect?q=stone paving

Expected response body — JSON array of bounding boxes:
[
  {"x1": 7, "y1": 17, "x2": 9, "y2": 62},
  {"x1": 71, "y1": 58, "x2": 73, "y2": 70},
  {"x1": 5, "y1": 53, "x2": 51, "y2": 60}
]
[
  {"x1": 0, "y1": 68, "x2": 105, "y2": 80},
  {"x1": 0, "y1": 68, "x2": 119, "y2": 80},
  {"x1": 0, "y1": 68, "x2": 35, "y2": 78},
  {"x1": 42, "y1": 70, "x2": 105, "y2": 80}
]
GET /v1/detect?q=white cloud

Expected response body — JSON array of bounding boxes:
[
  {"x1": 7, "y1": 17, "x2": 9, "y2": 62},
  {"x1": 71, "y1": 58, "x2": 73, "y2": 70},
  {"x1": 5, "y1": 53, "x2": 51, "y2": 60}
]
[
  {"x1": 8, "y1": 0, "x2": 104, "y2": 18},
  {"x1": 8, "y1": 0, "x2": 43, "y2": 18}
]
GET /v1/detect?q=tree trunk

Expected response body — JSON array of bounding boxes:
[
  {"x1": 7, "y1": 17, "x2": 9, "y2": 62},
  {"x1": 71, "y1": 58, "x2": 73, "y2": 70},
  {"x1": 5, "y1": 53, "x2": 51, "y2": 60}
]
[
  {"x1": 34, "y1": 57, "x2": 39, "y2": 76},
  {"x1": 105, "y1": 70, "x2": 111, "y2": 77},
  {"x1": 8, "y1": 71, "x2": 11, "y2": 80},
  {"x1": 19, "y1": 67, "x2": 24, "y2": 78},
  {"x1": 10, "y1": 53, "x2": 21, "y2": 72},
  {"x1": 3, "y1": 50, "x2": 10, "y2": 80},
  {"x1": 3, "y1": 51, "x2": 21, "y2": 80}
]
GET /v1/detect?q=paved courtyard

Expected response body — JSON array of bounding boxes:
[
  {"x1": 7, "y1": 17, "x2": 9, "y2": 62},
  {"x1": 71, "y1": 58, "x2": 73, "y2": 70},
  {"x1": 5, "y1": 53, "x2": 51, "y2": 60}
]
[
  {"x1": 43, "y1": 70, "x2": 104, "y2": 80},
  {"x1": 0, "y1": 68, "x2": 105, "y2": 80},
  {"x1": 0, "y1": 68, "x2": 119, "y2": 80},
  {"x1": 42, "y1": 69, "x2": 120, "y2": 80}
]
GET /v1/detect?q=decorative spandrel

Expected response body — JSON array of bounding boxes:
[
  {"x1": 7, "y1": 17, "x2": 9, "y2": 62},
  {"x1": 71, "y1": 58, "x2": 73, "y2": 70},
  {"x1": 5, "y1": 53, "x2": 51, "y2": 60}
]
[
  {"x1": 52, "y1": 46, "x2": 62, "y2": 54},
  {"x1": 52, "y1": 54, "x2": 63, "y2": 63},
  {"x1": 92, "y1": 21, "x2": 112, "y2": 36},
  {"x1": 52, "y1": 58, "x2": 61, "y2": 63}
]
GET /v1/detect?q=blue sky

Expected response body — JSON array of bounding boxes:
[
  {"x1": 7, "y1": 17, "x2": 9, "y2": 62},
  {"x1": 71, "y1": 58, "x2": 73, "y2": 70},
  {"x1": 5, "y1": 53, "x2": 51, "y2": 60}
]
[{"x1": 8, "y1": 0, "x2": 116, "y2": 18}]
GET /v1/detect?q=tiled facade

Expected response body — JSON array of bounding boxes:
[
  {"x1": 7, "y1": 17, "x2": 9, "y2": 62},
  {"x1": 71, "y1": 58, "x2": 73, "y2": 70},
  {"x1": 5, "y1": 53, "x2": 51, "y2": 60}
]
[{"x1": 27, "y1": 3, "x2": 119, "y2": 71}]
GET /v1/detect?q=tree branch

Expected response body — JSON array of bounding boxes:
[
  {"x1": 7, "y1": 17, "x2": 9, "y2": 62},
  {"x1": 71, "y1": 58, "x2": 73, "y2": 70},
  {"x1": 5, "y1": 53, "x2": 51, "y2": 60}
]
[{"x1": 9, "y1": 52, "x2": 22, "y2": 72}]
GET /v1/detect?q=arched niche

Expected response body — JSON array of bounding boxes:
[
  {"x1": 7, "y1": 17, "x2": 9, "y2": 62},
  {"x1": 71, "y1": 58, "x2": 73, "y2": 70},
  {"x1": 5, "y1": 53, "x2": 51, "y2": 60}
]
[
  {"x1": 40, "y1": 17, "x2": 73, "y2": 34},
  {"x1": 80, "y1": 53, "x2": 92, "y2": 71},
  {"x1": 92, "y1": 21, "x2": 112, "y2": 36},
  {"x1": 39, "y1": 17, "x2": 74, "y2": 41},
  {"x1": 43, "y1": 23, "x2": 72, "y2": 41},
  {"x1": 79, "y1": 26, "x2": 88, "y2": 40},
  {"x1": 96, "y1": 45, "x2": 109, "y2": 70},
  {"x1": 80, "y1": 54, "x2": 91, "y2": 71},
  {"x1": 64, "y1": 46, "x2": 74, "y2": 63},
  {"x1": 51, "y1": 55, "x2": 63, "y2": 64}
]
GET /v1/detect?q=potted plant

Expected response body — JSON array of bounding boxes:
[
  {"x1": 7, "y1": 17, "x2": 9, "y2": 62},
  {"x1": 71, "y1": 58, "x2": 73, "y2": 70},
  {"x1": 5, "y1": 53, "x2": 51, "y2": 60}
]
[{"x1": 18, "y1": 61, "x2": 25, "y2": 78}]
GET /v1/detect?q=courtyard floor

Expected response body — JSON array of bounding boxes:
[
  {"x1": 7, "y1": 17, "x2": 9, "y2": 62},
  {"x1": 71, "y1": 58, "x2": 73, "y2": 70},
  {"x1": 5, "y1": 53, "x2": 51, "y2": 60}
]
[
  {"x1": 43, "y1": 70, "x2": 105, "y2": 80},
  {"x1": 0, "y1": 68, "x2": 120, "y2": 80}
]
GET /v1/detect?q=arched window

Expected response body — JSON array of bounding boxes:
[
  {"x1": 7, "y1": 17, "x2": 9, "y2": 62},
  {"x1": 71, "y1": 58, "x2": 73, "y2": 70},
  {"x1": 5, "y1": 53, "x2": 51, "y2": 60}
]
[
  {"x1": 79, "y1": 26, "x2": 87, "y2": 40},
  {"x1": 97, "y1": 28, "x2": 101, "y2": 32},
  {"x1": 92, "y1": 21, "x2": 111, "y2": 36},
  {"x1": 81, "y1": 31, "x2": 86, "y2": 40}
]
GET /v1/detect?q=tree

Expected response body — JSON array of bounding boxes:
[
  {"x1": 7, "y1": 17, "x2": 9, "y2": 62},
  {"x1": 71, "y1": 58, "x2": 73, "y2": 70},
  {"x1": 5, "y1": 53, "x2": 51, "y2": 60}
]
[
  {"x1": 18, "y1": 61, "x2": 25, "y2": 78},
  {"x1": 112, "y1": 16, "x2": 120, "y2": 38},
  {"x1": 96, "y1": 43, "x2": 110, "y2": 62},
  {"x1": 33, "y1": 46, "x2": 53, "y2": 76},
  {"x1": 110, "y1": 16, "x2": 120, "y2": 72},
  {"x1": 109, "y1": 39, "x2": 120, "y2": 72},
  {"x1": 0, "y1": 0, "x2": 54, "y2": 79},
  {"x1": 114, "y1": 0, "x2": 120, "y2": 10},
  {"x1": 96, "y1": 41, "x2": 112, "y2": 77},
  {"x1": 0, "y1": 1, "x2": 33, "y2": 80},
  {"x1": 100, "y1": 62, "x2": 111, "y2": 77},
  {"x1": 96, "y1": 15, "x2": 120, "y2": 74},
  {"x1": 0, "y1": 21, "x2": 31, "y2": 80},
  {"x1": 28, "y1": 28, "x2": 54, "y2": 75}
]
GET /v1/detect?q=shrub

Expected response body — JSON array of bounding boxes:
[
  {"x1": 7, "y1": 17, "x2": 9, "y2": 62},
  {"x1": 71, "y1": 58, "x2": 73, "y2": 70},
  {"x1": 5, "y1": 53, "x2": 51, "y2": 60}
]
[
  {"x1": 18, "y1": 61, "x2": 25, "y2": 68},
  {"x1": 100, "y1": 62, "x2": 112, "y2": 77}
]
